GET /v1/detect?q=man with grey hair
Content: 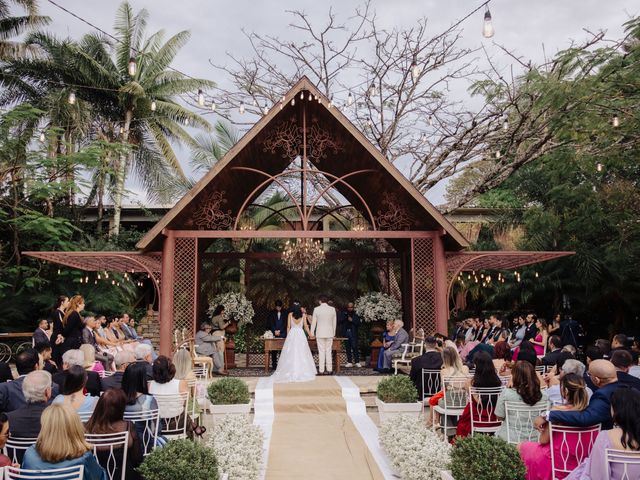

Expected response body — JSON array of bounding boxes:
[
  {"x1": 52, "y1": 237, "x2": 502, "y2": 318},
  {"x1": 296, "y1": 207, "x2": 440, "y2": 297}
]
[
  {"x1": 7, "y1": 370, "x2": 52, "y2": 438},
  {"x1": 134, "y1": 343, "x2": 154, "y2": 380},
  {"x1": 380, "y1": 319, "x2": 410, "y2": 373},
  {"x1": 102, "y1": 351, "x2": 136, "y2": 391},
  {"x1": 545, "y1": 359, "x2": 593, "y2": 405},
  {"x1": 52, "y1": 349, "x2": 101, "y2": 396}
]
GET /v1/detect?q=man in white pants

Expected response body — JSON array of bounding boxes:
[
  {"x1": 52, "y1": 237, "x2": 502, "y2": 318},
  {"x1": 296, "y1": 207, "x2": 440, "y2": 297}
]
[{"x1": 310, "y1": 295, "x2": 337, "y2": 375}]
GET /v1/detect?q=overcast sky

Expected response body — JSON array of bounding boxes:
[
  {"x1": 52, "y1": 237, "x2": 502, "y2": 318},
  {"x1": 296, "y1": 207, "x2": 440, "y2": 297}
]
[{"x1": 37, "y1": 0, "x2": 638, "y2": 206}]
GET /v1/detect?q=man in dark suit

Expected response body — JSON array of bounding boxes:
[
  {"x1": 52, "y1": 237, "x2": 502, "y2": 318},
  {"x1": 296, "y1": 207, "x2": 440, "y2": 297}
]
[
  {"x1": 409, "y1": 337, "x2": 443, "y2": 398},
  {"x1": 0, "y1": 361, "x2": 12, "y2": 383},
  {"x1": 32, "y1": 319, "x2": 50, "y2": 347},
  {"x1": 102, "y1": 351, "x2": 135, "y2": 391},
  {"x1": 611, "y1": 350, "x2": 640, "y2": 391},
  {"x1": 52, "y1": 349, "x2": 101, "y2": 397},
  {"x1": 0, "y1": 349, "x2": 59, "y2": 412},
  {"x1": 541, "y1": 336, "x2": 563, "y2": 366},
  {"x1": 339, "y1": 302, "x2": 362, "y2": 368},
  {"x1": 6, "y1": 370, "x2": 52, "y2": 438},
  {"x1": 266, "y1": 300, "x2": 287, "y2": 369},
  {"x1": 523, "y1": 313, "x2": 538, "y2": 341}
]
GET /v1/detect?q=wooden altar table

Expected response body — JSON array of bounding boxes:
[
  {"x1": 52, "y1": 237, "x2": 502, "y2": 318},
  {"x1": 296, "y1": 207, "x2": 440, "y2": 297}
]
[{"x1": 263, "y1": 337, "x2": 346, "y2": 373}]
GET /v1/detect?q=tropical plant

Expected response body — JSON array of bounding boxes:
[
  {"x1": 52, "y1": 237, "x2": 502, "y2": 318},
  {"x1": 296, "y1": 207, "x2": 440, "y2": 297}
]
[
  {"x1": 376, "y1": 375, "x2": 418, "y2": 403},
  {"x1": 137, "y1": 439, "x2": 219, "y2": 480},
  {"x1": 207, "y1": 377, "x2": 250, "y2": 405},
  {"x1": 450, "y1": 434, "x2": 526, "y2": 480},
  {"x1": 0, "y1": 0, "x2": 49, "y2": 59}
]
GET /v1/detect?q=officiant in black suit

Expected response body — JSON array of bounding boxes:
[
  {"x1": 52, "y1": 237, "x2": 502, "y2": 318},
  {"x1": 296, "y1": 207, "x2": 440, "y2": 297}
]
[{"x1": 267, "y1": 299, "x2": 288, "y2": 369}]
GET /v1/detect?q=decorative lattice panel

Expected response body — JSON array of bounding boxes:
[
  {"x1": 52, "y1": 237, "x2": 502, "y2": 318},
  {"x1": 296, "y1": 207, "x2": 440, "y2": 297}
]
[
  {"x1": 173, "y1": 238, "x2": 197, "y2": 343},
  {"x1": 412, "y1": 238, "x2": 437, "y2": 335}
]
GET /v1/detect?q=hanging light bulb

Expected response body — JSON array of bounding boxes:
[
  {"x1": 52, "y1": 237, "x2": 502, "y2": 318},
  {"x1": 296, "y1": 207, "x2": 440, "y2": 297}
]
[
  {"x1": 94, "y1": 280, "x2": 98, "y2": 285},
  {"x1": 612, "y1": 115, "x2": 620, "y2": 127},
  {"x1": 84, "y1": 275, "x2": 89, "y2": 283},
  {"x1": 428, "y1": 115, "x2": 433, "y2": 126},
  {"x1": 369, "y1": 83, "x2": 377, "y2": 97},
  {"x1": 596, "y1": 162, "x2": 603, "y2": 172},
  {"x1": 420, "y1": 132, "x2": 427, "y2": 143},
  {"x1": 535, "y1": 272, "x2": 539, "y2": 278},
  {"x1": 366, "y1": 118, "x2": 373, "y2": 128},
  {"x1": 57, "y1": 268, "x2": 61, "y2": 275},
  {"x1": 211, "y1": 101, "x2": 216, "y2": 111},
  {"x1": 197, "y1": 89, "x2": 205, "y2": 107},
  {"x1": 410, "y1": 55, "x2": 420, "y2": 81},
  {"x1": 68, "y1": 91, "x2": 76, "y2": 105},
  {"x1": 263, "y1": 102, "x2": 269, "y2": 115},
  {"x1": 328, "y1": 95, "x2": 334, "y2": 109},
  {"x1": 300, "y1": 91, "x2": 304, "y2": 100},
  {"x1": 128, "y1": 57, "x2": 137, "y2": 76},
  {"x1": 347, "y1": 91, "x2": 354, "y2": 106},
  {"x1": 482, "y1": 7, "x2": 495, "y2": 38},
  {"x1": 502, "y1": 118, "x2": 509, "y2": 131},
  {"x1": 184, "y1": 117, "x2": 190, "y2": 126},
  {"x1": 150, "y1": 100, "x2": 157, "y2": 112},
  {"x1": 39, "y1": 131, "x2": 45, "y2": 142},
  {"x1": 105, "y1": 272, "x2": 109, "y2": 279},
  {"x1": 97, "y1": 274, "x2": 101, "y2": 280},
  {"x1": 495, "y1": 150, "x2": 501, "y2": 159},
  {"x1": 239, "y1": 101, "x2": 245, "y2": 114},
  {"x1": 119, "y1": 126, "x2": 124, "y2": 135},
  {"x1": 291, "y1": 98, "x2": 295, "y2": 106}
]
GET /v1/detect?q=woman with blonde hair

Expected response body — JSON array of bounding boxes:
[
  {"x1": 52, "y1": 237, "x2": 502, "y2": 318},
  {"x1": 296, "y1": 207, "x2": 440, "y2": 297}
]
[
  {"x1": 80, "y1": 344, "x2": 105, "y2": 377},
  {"x1": 60, "y1": 295, "x2": 85, "y2": 357},
  {"x1": 21, "y1": 404, "x2": 107, "y2": 479},
  {"x1": 173, "y1": 348, "x2": 195, "y2": 383},
  {"x1": 426, "y1": 346, "x2": 469, "y2": 427}
]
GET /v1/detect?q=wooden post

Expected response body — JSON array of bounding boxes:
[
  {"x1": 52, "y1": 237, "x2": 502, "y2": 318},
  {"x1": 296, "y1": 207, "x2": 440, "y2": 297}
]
[{"x1": 159, "y1": 234, "x2": 175, "y2": 356}]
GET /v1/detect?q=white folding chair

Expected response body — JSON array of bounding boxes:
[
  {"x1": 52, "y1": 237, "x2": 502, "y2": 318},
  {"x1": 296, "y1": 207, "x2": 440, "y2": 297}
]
[
  {"x1": 193, "y1": 365, "x2": 209, "y2": 381},
  {"x1": 535, "y1": 365, "x2": 547, "y2": 375},
  {"x1": 5, "y1": 465, "x2": 84, "y2": 480},
  {"x1": 469, "y1": 386, "x2": 504, "y2": 435},
  {"x1": 549, "y1": 424, "x2": 600, "y2": 479},
  {"x1": 393, "y1": 340, "x2": 425, "y2": 374},
  {"x1": 77, "y1": 410, "x2": 93, "y2": 423},
  {"x1": 123, "y1": 409, "x2": 160, "y2": 456},
  {"x1": 85, "y1": 431, "x2": 129, "y2": 480},
  {"x1": 102, "y1": 370, "x2": 116, "y2": 377},
  {"x1": 432, "y1": 376, "x2": 469, "y2": 438},
  {"x1": 3, "y1": 437, "x2": 37, "y2": 464},
  {"x1": 605, "y1": 449, "x2": 640, "y2": 480},
  {"x1": 153, "y1": 392, "x2": 190, "y2": 440},
  {"x1": 504, "y1": 401, "x2": 549, "y2": 444},
  {"x1": 421, "y1": 369, "x2": 442, "y2": 403}
]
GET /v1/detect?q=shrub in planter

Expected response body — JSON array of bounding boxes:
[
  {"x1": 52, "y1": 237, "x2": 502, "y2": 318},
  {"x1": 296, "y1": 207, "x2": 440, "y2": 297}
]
[
  {"x1": 207, "y1": 377, "x2": 250, "y2": 405},
  {"x1": 377, "y1": 375, "x2": 418, "y2": 403},
  {"x1": 207, "y1": 414, "x2": 264, "y2": 480},
  {"x1": 137, "y1": 439, "x2": 219, "y2": 480},
  {"x1": 450, "y1": 434, "x2": 526, "y2": 480}
]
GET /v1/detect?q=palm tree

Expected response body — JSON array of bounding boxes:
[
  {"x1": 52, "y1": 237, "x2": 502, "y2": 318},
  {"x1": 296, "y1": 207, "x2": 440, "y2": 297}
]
[{"x1": 0, "y1": 0, "x2": 49, "y2": 59}]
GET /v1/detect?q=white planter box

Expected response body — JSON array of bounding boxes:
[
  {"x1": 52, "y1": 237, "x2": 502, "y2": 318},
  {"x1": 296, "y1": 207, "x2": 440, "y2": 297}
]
[
  {"x1": 209, "y1": 400, "x2": 252, "y2": 422},
  {"x1": 440, "y1": 471, "x2": 454, "y2": 480},
  {"x1": 375, "y1": 397, "x2": 422, "y2": 423}
]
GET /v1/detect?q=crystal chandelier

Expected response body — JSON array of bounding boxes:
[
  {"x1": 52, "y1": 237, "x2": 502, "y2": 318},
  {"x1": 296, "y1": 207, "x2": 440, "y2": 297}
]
[{"x1": 282, "y1": 238, "x2": 325, "y2": 273}]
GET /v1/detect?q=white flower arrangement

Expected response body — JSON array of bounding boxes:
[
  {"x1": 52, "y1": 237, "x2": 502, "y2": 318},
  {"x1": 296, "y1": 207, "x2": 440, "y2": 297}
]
[
  {"x1": 262, "y1": 330, "x2": 274, "y2": 339},
  {"x1": 354, "y1": 292, "x2": 402, "y2": 323},
  {"x1": 207, "y1": 414, "x2": 264, "y2": 480},
  {"x1": 379, "y1": 414, "x2": 451, "y2": 480},
  {"x1": 208, "y1": 292, "x2": 255, "y2": 327}
]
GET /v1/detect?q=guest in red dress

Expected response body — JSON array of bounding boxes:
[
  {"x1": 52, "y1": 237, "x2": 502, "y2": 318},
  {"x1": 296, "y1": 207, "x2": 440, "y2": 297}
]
[{"x1": 0, "y1": 412, "x2": 13, "y2": 466}]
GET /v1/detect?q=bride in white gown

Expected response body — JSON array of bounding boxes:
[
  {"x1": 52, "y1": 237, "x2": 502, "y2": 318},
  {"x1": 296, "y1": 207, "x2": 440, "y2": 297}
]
[{"x1": 272, "y1": 305, "x2": 317, "y2": 383}]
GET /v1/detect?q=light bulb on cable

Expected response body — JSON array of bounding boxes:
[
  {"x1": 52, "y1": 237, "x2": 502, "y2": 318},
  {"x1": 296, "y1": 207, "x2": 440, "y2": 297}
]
[
  {"x1": 263, "y1": 102, "x2": 269, "y2": 115},
  {"x1": 347, "y1": 91, "x2": 354, "y2": 106},
  {"x1": 128, "y1": 57, "x2": 137, "y2": 76},
  {"x1": 119, "y1": 126, "x2": 124, "y2": 135},
  {"x1": 420, "y1": 132, "x2": 427, "y2": 143},
  {"x1": 300, "y1": 91, "x2": 304, "y2": 100},
  {"x1": 39, "y1": 131, "x2": 45, "y2": 142},
  {"x1": 150, "y1": 100, "x2": 156, "y2": 111},
  {"x1": 612, "y1": 115, "x2": 620, "y2": 127},
  {"x1": 502, "y1": 118, "x2": 509, "y2": 131},
  {"x1": 495, "y1": 150, "x2": 501, "y2": 159},
  {"x1": 211, "y1": 102, "x2": 216, "y2": 112},
  {"x1": 328, "y1": 96, "x2": 334, "y2": 109},
  {"x1": 68, "y1": 91, "x2": 76, "y2": 105},
  {"x1": 596, "y1": 162, "x2": 603, "y2": 172},
  {"x1": 428, "y1": 115, "x2": 433, "y2": 126},
  {"x1": 482, "y1": 7, "x2": 495, "y2": 38},
  {"x1": 369, "y1": 83, "x2": 377, "y2": 97},
  {"x1": 291, "y1": 98, "x2": 295, "y2": 106},
  {"x1": 410, "y1": 55, "x2": 420, "y2": 81},
  {"x1": 184, "y1": 117, "x2": 189, "y2": 126},
  {"x1": 197, "y1": 89, "x2": 205, "y2": 107},
  {"x1": 239, "y1": 101, "x2": 245, "y2": 114}
]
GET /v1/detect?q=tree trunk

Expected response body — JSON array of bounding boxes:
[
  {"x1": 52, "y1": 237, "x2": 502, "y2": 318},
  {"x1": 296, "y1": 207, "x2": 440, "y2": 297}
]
[
  {"x1": 96, "y1": 151, "x2": 110, "y2": 236},
  {"x1": 110, "y1": 111, "x2": 133, "y2": 237}
]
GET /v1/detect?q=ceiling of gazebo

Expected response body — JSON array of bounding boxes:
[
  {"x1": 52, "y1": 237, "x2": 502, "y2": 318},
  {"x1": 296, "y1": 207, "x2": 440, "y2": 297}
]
[{"x1": 137, "y1": 77, "x2": 469, "y2": 252}]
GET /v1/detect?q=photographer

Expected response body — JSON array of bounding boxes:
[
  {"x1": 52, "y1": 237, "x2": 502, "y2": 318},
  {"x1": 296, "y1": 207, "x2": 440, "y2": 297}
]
[{"x1": 339, "y1": 302, "x2": 361, "y2": 368}]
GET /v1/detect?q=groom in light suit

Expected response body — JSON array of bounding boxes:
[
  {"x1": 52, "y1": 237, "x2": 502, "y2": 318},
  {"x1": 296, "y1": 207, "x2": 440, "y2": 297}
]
[{"x1": 310, "y1": 295, "x2": 336, "y2": 375}]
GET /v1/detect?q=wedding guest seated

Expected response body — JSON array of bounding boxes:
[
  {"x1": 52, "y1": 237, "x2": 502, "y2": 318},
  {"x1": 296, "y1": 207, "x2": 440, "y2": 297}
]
[
  {"x1": 102, "y1": 351, "x2": 135, "y2": 391},
  {"x1": 379, "y1": 320, "x2": 409, "y2": 373},
  {"x1": 94, "y1": 315, "x2": 120, "y2": 355},
  {"x1": 516, "y1": 341, "x2": 540, "y2": 368},
  {"x1": 148, "y1": 356, "x2": 188, "y2": 406},
  {"x1": 22, "y1": 404, "x2": 107, "y2": 480},
  {"x1": 0, "y1": 348, "x2": 59, "y2": 412},
  {"x1": 542, "y1": 359, "x2": 621, "y2": 430},
  {"x1": 541, "y1": 336, "x2": 563, "y2": 366},
  {"x1": 32, "y1": 319, "x2": 51, "y2": 346},
  {"x1": 595, "y1": 338, "x2": 611, "y2": 359},
  {"x1": 545, "y1": 359, "x2": 593, "y2": 406},
  {"x1": 519, "y1": 373, "x2": 590, "y2": 480},
  {"x1": 427, "y1": 346, "x2": 469, "y2": 427},
  {"x1": 376, "y1": 320, "x2": 396, "y2": 370},
  {"x1": 81, "y1": 316, "x2": 114, "y2": 371},
  {"x1": 80, "y1": 344, "x2": 105, "y2": 377},
  {"x1": 495, "y1": 361, "x2": 548, "y2": 443},
  {"x1": 611, "y1": 333, "x2": 629, "y2": 353},
  {"x1": 456, "y1": 351, "x2": 503, "y2": 438},
  {"x1": 7, "y1": 370, "x2": 52, "y2": 438},
  {"x1": 86, "y1": 389, "x2": 143, "y2": 480},
  {"x1": 173, "y1": 349, "x2": 196, "y2": 384},
  {"x1": 409, "y1": 336, "x2": 443, "y2": 396},
  {"x1": 35, "y1": 342, "x2": 58, "y2": 375},
  {"x1": 564, "y1": 388, "x2": 640, "y2": 479},
  {"x1": 0, "y1": 360, "x2": 12, "y2": 383},
  {"x1": 52, "y1": 365, "x2": 98, "y2": 415},
  {"x1": 194, "y1": 322, "x2": 227, "y2": 375},
  {"x1": 121, "y1": 313, "x2": 154, "y2": 353},
  {"x1": 610, "y1": 350, "x2": 640, "y2": 391},
  {"x1": 134, "y1": 343, "x2": 154, "y2": 380},
  {"x1": 493, "y1": 341, "x2": 513, "y2": 375},
  {"x1": 0, "y1": 413, "x2": 11, "y2": 467},
  {"x1": 52, "y1": 349, "x2": 101, "y2": 397},
  {"x1": 584, "y1": 346, "x2": 603, "y2": 390}
]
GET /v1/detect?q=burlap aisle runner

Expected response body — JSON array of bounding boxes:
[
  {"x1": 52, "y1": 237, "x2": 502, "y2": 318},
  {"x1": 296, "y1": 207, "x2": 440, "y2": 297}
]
[{"x1": 265, "y1": 376, "x2": 385, "y2": 480}]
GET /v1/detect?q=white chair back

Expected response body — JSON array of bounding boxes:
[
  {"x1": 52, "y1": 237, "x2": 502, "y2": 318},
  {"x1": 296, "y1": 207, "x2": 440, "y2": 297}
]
[
  {"x1": 77, "y1": 410, "x2": 93, "y2": 423},
  {"x1": 421, "y1": 369, "x2": 442, "y2": 401},
  {"x1": 605, "y1": 449, "x2": 640, "y2": 480},
  {"x1": 504, "y1": 401, "x2": 549, "y2": 444},
  {"x1": 85, "y1": 431, "x2": 129, "y2": 480},
  {"x1": 3, "y1": 437, "x2": 37, "y2": 464},
  {"x1": 102, "y1": 370, "x2": 116, "y2": 377},
  {"x1": 469, "y1": 386, "x2": 504, "y2": 435},
  {"x1": 441, "y1": 376, "x2": 469, "y2": 410},
  {"x1": 535, "y1": 365, "x2": 547, "y2": 375},
  {"x1": 549, "y1": 424, "x2": 600, "y2": 479},
  {"x1": 5, "y1": 465, "x2": 84, "y2": 480},
  {"x1": 193, "y1": 365, "x2": 209, "y2": 380},
  {"x1": 123, "y1": 409, "x2": 160, "y2": 455},
  {"x1": 153, "y1": 392, "x2": 190, "y2": 439}
]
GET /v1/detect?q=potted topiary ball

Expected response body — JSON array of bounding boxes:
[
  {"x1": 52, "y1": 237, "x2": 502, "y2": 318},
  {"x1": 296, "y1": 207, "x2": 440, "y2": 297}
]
[
  {"x1": 375, "y1": 375, "x2": 422, "y2": 422},
  {"x1": 207, "y1": 377, "x2": 252, "y2": 421},
  {"x1": 137, "y1": 439, "x2": 219, "y2": 480},
  {"x1": 444, "y1": 434, "x2": 526, "y2": 480}
]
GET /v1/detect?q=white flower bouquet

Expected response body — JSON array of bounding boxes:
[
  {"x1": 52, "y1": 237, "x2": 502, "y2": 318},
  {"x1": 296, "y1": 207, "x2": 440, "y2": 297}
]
[
  {"x1": 207, "y1": 414, "x2": 264, "y2": 480},
  {"x1": 379, "y1": 414, "x2": 451, "y2": 480},
  {"x1": 262, "y1": 330, "x2": 274, "y2": 339},
  {"x1": 354, "y1": 292, "x2": 402, "y2": 323},
  {"x1": 208, "y1": 292, "x2": 255, "y2": 327}
]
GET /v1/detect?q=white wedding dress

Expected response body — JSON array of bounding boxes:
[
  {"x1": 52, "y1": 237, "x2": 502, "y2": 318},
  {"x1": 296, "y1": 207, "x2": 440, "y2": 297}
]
[{"x1": 271, "y1": 315, "x2": 317, "y2": 383}]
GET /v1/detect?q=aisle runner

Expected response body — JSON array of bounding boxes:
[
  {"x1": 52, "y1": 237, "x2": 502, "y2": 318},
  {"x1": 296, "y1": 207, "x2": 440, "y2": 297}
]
[{"x1": 265, "y1": 377, "x2": 386, "y2": 480}]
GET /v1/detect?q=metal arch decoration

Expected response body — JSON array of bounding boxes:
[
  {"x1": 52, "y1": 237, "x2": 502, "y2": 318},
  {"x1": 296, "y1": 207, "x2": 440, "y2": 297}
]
[
  {"x1": 244, "y1": 203, "x2": 299, "y2": 231},
  {"x1": 230, "y1": 167, "x2": 378, "y2": 231},
  {"x1": 193, "y1": 191, "x2": 234, "y2": 230},
  {"x1": 307, "y1": 122, "x2": 343, "y2": 162},
  {"x1": 376, "y1": 193, "x2": 413, "y2": 231},
  {"x1": 261, "y1": 117, "x2": 343, "y2": 161}
]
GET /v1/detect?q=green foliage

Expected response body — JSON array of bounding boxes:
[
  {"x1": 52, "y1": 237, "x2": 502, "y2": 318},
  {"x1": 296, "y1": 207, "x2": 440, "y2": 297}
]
[
  {"x1": 137, "y1": 439, "x2": 219, "y2": 480},
  {"x1": 207, "y1": 377, "x2": 250, "y2": 405},
  {"x1": 376, "y1": 375, "x2": 418, "y2": 403},
  {"x1": 234, "y1": 323, "x2": 265, "y2": 354},
  {"x1": 450, "y1": 435, "x2": 526, "y2": 480}
]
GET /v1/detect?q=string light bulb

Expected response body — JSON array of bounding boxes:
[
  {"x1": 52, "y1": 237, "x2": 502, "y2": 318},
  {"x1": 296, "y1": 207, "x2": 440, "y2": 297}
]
[
  {"x1": 300, "y1": 91, "x2": 304, "y2": 100},
  {"x1": 197, "y1": 89, "x2": 205, "y2": 107},
  {"x1": 612, "y1": 115, "x2": 620, "y2": 127},
  {"x1": 211, "y1": 101, "x2": 216, "y2": 111},
  {"x1": 150, "y1": 100, "x2": 156, "y2": 111},
  {"x1": 128, "y1": 57, "x2": 137, "y2": 76},
  {"x1": 369, "y1": 83, "x2": 377, "y2": 97},
  {"x1": 410, "y1": 55, "x2": 420, "y2": 81},
  {"x1": 39, "y1": 131, "x2": 45, "y2": 142},
  {"x1": 239, "y1": 101, "x2": 245, "y2": 114},
  {"x1": 502, "y1": 118, "x2": 509, "y2": 131},
  {"x1": 119, "y1": 126, "x2": 124, "y2": 135},
  {"x1": 291, "y1": 98, "x2": 295, "y2": 106},
  {"x1": 263, "y1": 102, "x2": 269, "y2": 115},
  {"x1": 596, "y1": 162, "x2": 603, "y2": 172},
  {"x1": 482, "y1": 7, "x2": 495, "y2": 38},
  {"x1": 347, "y1": 91, "x2": 354, "y2": 106},
  {"x1": 420, "y1": 132, "x2": 427, "y2": 143},
  {"x1": 428, "y1": 115, "x2": 433, "y2": 126},
  {"x1": 184, "y1": 117, "x2": 189, "y2": 126},
  {"x1": 68, "y1": 91, "x2": 76, "y2": 105},
  {"x1": 328, "y1": 96, "x2": 334, "y2": 109},
  {"x1": 495, "y1": 150, "x2": 501, "y2": 159}
]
